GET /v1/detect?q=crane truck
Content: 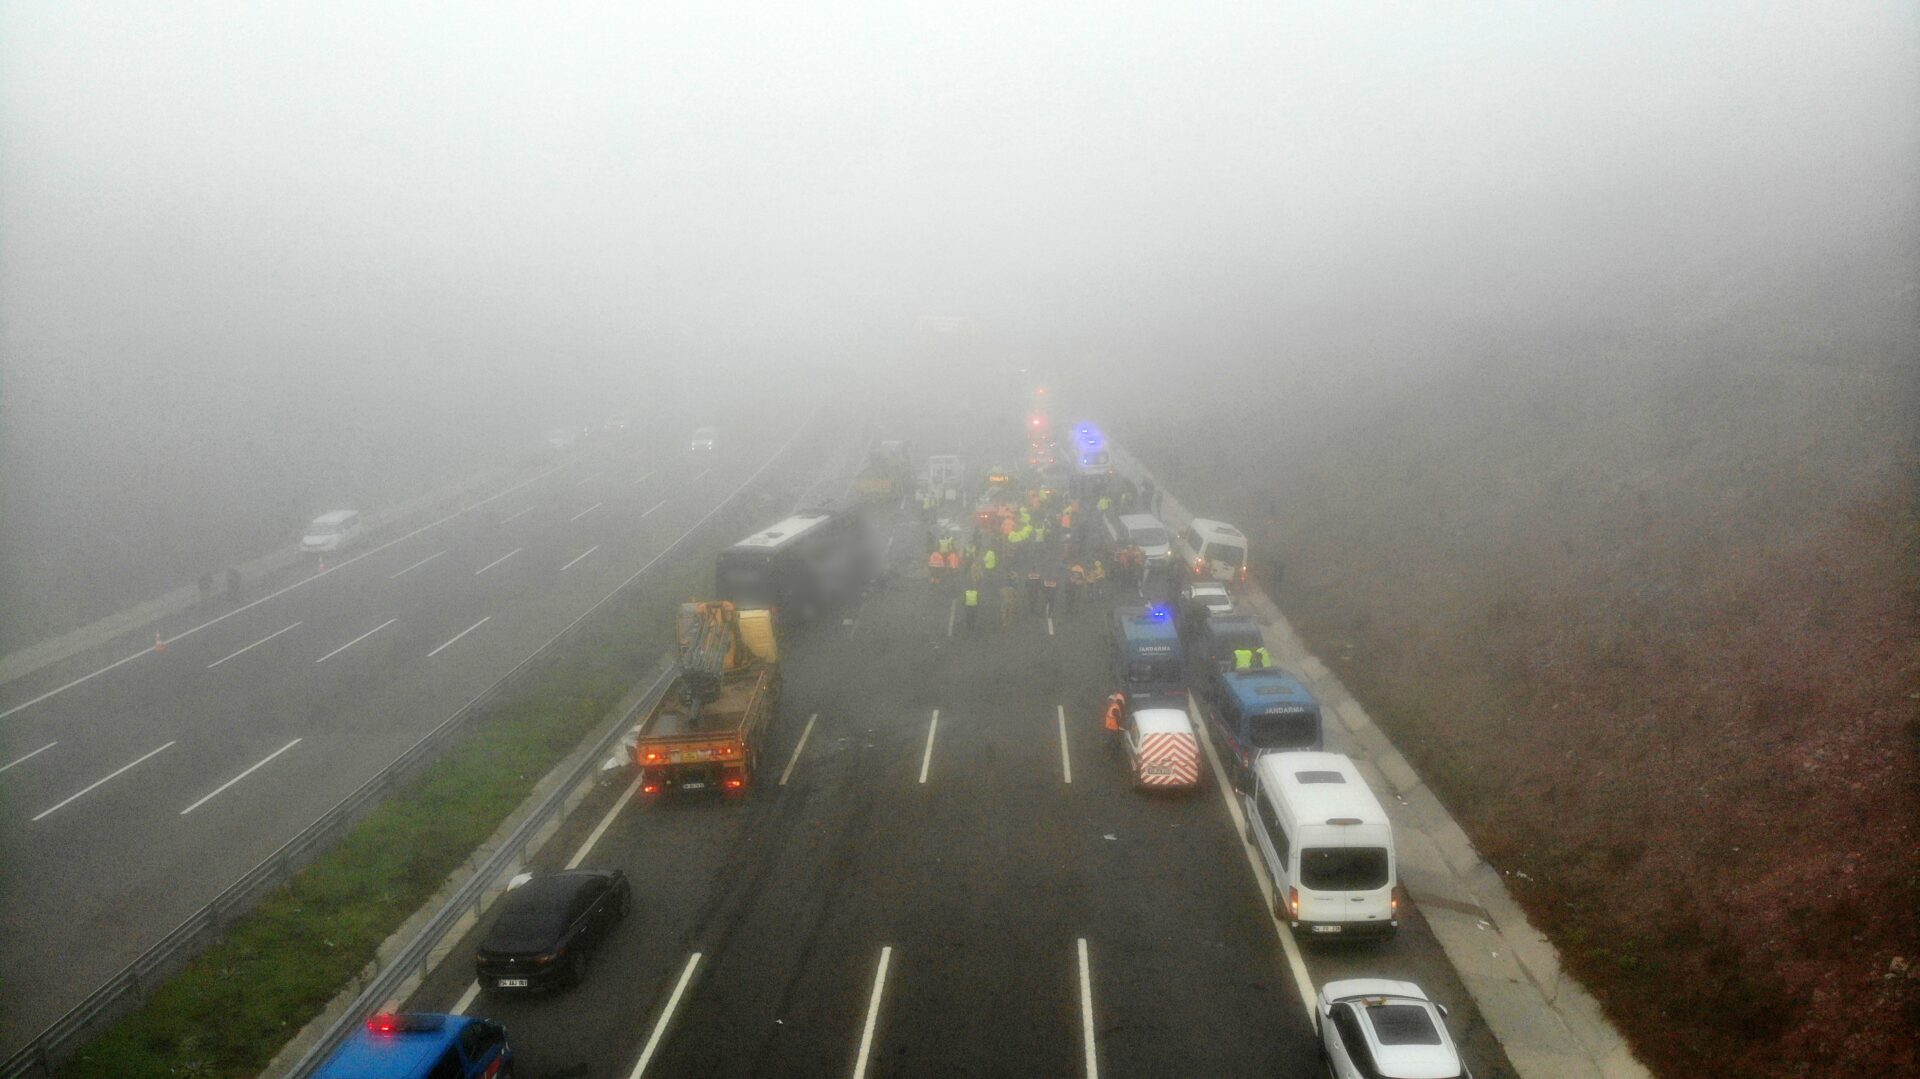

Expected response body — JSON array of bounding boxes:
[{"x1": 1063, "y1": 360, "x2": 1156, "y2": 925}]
[{"x1": 633, "y1": 601, "x2": 780, "y2": 798}]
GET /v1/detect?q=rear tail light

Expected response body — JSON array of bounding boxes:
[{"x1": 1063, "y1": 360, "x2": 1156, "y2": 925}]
[
  {"x1": 1288, "y1": 887, "x2": 1300, "y2": 919},
  {"x1": 368, "y1": 1014, "x2": 400, "y2": 1035},
  {"x1": 642, "y1": 783, "x2": 660, "y2": 794},
  {"x1": 724, "y1": 777, "x2": 744, "y2": 790},
  {"x1": 643, "y1": 751, "x2": 663, "y2": 763}
]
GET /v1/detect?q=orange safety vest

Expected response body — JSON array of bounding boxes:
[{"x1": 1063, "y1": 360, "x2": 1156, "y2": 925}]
[
  {"x1": 928, "y1": 552, "x2": 943, "y2": 572},
  {"x1": 945, "y1": 550, "x2": 961, "y2": 570}
]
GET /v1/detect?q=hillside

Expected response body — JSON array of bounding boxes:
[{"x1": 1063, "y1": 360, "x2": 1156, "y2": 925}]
[{"x1": 1130, "y1": 343, "x2": 1918, "y2": 1076}]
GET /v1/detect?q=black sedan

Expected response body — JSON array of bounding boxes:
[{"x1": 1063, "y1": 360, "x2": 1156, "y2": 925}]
[{"x1": 475, "y1": 869, "x2": 631, "y2": 993}]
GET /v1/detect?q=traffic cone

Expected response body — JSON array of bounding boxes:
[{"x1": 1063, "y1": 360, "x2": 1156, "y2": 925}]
[{"x1": 153, "y1": 632, "x2": 166, "y2": 653}]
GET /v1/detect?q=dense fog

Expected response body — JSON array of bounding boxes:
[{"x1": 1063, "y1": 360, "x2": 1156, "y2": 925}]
[{"x1": 3, "y1": 1, "x2": 1914, "y2": 650}]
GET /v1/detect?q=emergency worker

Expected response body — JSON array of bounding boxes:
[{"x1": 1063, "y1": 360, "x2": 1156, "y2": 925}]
[
  {"x1": 963, "y1": 586, "x2": 980, "y2": 631},
  {"x1": 1103, "y1": 692, "x2": 1126, "y2": 732},
  {"x1": 927, "y1": 550, "x2": 944, "y2": 585}
]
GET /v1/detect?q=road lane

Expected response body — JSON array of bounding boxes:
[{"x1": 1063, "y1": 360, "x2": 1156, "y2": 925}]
[{"x1": 0, "y1": 424, "x2": 819, "y2": 1048}]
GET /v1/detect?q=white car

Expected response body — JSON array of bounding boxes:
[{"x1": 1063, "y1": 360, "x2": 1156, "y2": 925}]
[
  {"x1": 689, "y1": 426, "x2": 718, "y2": 452},
  {"x1": 1318, "y1": 979, "x2": 1470, "y2": 1079},
  {"x1": 1184, "y1": 581, "x2": 1235, "y2": 617},
  {"x1": 545, "y1": 427, "x2": 577, "y2": 451},
  {"x1": 300, "y1": 510, "x2": 364, "y2": 554}
]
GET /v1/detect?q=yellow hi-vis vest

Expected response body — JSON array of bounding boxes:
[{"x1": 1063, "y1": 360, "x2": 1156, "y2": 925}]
[
  {"x1": 984, "y1": 550, "x2": 998, "y2": 569},
  {"x1": 964, "y1": 589, "x2": 980, "y2": 607}
]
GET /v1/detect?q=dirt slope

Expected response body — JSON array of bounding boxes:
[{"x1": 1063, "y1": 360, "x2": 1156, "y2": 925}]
[{"x1": 1130, "y1": 348, "x2": 1918, "y2": 1077}]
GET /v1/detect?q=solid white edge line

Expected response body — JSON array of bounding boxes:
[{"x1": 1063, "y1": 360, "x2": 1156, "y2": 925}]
[
  {"x1": 33, "y1": 741, "x2": 176, "y2": 821},
  {"x1": 315, "y1": 618, "x2": 397, "y2": 663},
  {"x1": 0, "y1": 740, "x2": 57, "y2": 773},
  {"x1": 851, "y1": 945, "x2": 893, "y2": 1079},
  {"x1": 918, "y1": 710, "x2": 939, "y2": 784},
  {"x1": 206, "y1": 621, "x2": 303, "y2": 669},
  {"x1": 180, "y1": 737, "x2": 303, "y2": 815},
  {"x1": 428, "y1": 616, "x2": 492, "y2": 657},
  {"x1": 473, "y1": 548, "x2": 523, "y2": 575},
  {"x1": 779, "y1": 713, "x2": 819, "y2": 786},
  {"x1": 560, "y1": 545, "x2": 601, "y2": 572},
  {"x1": 1191, "y1": 692, "x2": 1318, "y2": 1018},
  {"x1": 0, "y1": 452, "x2": 588, "y2": 721},
  {"x1": 571, "y1": 501, "x2": 603, "y2": 521},
  {"x1": 1057, "y1": 704, "x2": 1072, "y2": 784},
  {"x1": 1048, "y1": 615, "x2": 1056, "y2": 636},
  {"x1": 1078, "y1": 938, "x2": 1099, "y2": 1079},
  {"x1": 388, "y1": 549, "x2": 446, "y2": 579},
  {"x1": 500, "y1": 505, "x2": 536, "y2": 524},
  {"x1": 450, "y1": 980, "x2": 482, "y2": 1016},
  {"x1": 641, "y1": 499, "x2": 667, "y2": 517},
  {"x1": 568, "y1": 776, "x2": 642, "y2": 870},
  {"x1": 628, "y1": 952, "x2": 702, "y2": 1079}
]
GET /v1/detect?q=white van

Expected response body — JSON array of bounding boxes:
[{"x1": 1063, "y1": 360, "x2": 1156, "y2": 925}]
[
  {"x1": 300, "y1": 510, "x2": 365, "y2": 554},
  {"x1": 1175, "y1": 517, "x2": 1249, "y2": 584},
  {"x1": 1245, "y1": 751, "x2": 1398, "y2": 940},
  {"x1": 1118, "y1": 513, "x2": 1172, "y2": 564}
]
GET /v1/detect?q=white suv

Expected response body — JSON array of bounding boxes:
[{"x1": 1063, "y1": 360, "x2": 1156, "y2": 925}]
[
  {"x1": 300, "y1": 510, "x2": 364, "y2": 554},
  {"x1": 1318, "y1": 979, "x2": 1470, "y2": 1079}
]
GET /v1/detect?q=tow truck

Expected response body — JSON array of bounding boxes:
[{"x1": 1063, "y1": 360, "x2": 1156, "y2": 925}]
[{"x1": 633, "y1": 602, "x2": 780, "y2": 798}]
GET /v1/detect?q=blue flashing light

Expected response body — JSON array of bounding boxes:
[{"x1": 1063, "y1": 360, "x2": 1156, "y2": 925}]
[{"x1": 1145, "y1": 604, "x2": 1171, "y2": 622}]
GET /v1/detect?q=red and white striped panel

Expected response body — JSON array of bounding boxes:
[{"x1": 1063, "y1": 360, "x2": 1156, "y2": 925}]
[{"x1": 1136, "y1": 733, "x2": 1200, "y2": 787}]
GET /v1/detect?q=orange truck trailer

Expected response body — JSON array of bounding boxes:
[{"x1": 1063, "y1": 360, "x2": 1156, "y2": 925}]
[{"x1": 634, "y1": 602, "x2": 780, "y2": 798}]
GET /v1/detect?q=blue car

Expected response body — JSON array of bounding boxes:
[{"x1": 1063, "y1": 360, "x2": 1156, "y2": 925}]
[{"x1": 315, "y1": 1012, "x2": 512, "y2": 1079}]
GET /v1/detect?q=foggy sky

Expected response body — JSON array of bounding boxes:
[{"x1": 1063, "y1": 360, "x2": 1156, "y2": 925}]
[{"x1": 2, "y1": 1, "x2": 1916, "y2": 643}]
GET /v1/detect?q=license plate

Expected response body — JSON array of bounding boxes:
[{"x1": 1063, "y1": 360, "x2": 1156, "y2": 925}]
[
  {"x1": 681, "y1": 781, "x2": 706, "y2": 790},
  {"x1": 497, "y1": 978, "x2": 528, "y2": 988},
  {"x1": 1311, "y1": 925, "x2": 1342, "y2": 934},
  {"x1": 1145, "y1": 766, "x2": 1172, "y2": 776}
]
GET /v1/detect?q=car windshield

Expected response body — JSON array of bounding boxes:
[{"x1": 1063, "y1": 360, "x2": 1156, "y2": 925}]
[
  {"x1": 1249, "y1": 712, "x2": 1316, "y2": 749},
  {"x1": 1131, "y1": 527, "x2": 1169, "y2": 546},
  {"x1": 1125, "y1": 659, "x2": 1180, "y2": 684},
  {"x1": 1300, "y1": 847, "x2": 1390, "y2": 891},
  {"x1": 308, "y1": 523, "x2": 339, "y2": 536},
  {"x1": 1209, "y1": 543, "x2": 1247, "y2": 568}
]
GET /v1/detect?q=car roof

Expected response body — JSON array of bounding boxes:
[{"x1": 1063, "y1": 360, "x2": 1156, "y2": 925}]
[
  {"x1": 486, "y1": 871, "x2": 606, "y2": 945},
  {"x1": 1257, "y1": 753, "x2": 1387, "y2": 825},
  {"x1": 1186, "y1": 518, "x2": 1245, "y2": 540},
  {"x1": 1113, "y1": 605, "x2": 1179, "y2": 640},
  {"x1": 310, "y1": 510, "x2": 359, "y2": 524},
  {"x1": 316, "y1": 1014, "x2": 466, "y2": 1078},
  {"x1": 1132, "y1": 707, "x2": 1194, "y2": 735},
  {"x1": 1118, "y1": 513, "x2": 1165, "y2": 528},
  {"x1": 1322, "y1": 982, "x2": 1461, "y2": 1078},
  {"x1": 1220, "y1": 669, "x2": 1316, "y2": 711},
  {"x1": 1188, "y1": 582, "x2": 1229, "y2": 595}
]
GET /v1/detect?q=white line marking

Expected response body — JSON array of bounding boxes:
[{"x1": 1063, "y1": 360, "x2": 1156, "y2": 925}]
[
  {"x1": 1192, "y1": 694, "x2": 1318, "y2": 1017},
  {"x1": 501, "y1": 505, "x2": 536, "y2": 524},
  {"x1": 206, "y1": 621, "x2": 303, "y2": 669},
  {"x1": 571, "y1": 501, "x2": 603, "y2": 521},
  {"x1": 0, "y1": 741, "x2": 57, "y2": 773},
  {"x1": 918, "y1": 710, "x2": 939, "y2": 784},
  {"x1": 1048, "y1": 615, "x2": 1056, "y2": 636},
  {"x1": 388, "y1": 550, "x2": 445, "y2": 579},
  {"x1": 575, "y1": 472, "x2": 600, "y2": 486},
  {"x1": 0, "y1": 455, "x2": 586, "y2": 721},
  {"x1": 632, "y1": 469, "x2": 656, "y2": 486},
  {"x1": 852, "y1": 946, "x2": 893, "y2": 1079},
  {"x1": 946, "y1": 599, "x2": 957, "y2": 637},
  {"x1": 474, "y1": 548, "x2": 523, "y2": 575},
  {"x1": 560, "y1": 545, "x2": 600, "y2": 571},
  {"x1": 642, "y1": 499, "x2": 667, "y2": 517},
  {"x1": 628, "y1": 952, "x2": 702, "y2": 1078},
  {"x1": 450, "y1": 980, "x2": 481, "y2": 1016},
  {"x1": 314, "y1": 618, "x2": 397, "y2": 663},
  {"x1": 569, "y1": 776, "x2": 641, "y2": 869},
  {"x1": 1078, "y1": 938, "x2": 1099, "y2": 1079},
  {"x1": 848, "y1": 600, "x2": 866, "y2": 636},
  {"x1": 882, "y1": 535, "x2": 894, "y2": 561},
  {"x1": 428, "y1": 616, "x2": 491, "y2": 657},
  {"x1": 780, "y1": 713, "x2": 818, "y2": 785},
  {"x1": 1057, "y1": 704, "x2": 1072, "y2": 784},
  {"x1": 180, "y1": 737, "x2": 302, "y2": 815},
  {"x1": 692, "y1": 467, "x2": 712, "y2": 482},
  {"x1": 33, "y1": 741, "x2": 175, "y2": 821}
]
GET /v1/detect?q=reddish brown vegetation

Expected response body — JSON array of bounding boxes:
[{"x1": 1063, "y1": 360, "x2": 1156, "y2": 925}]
[{"x1": 1136, "y1": 355, "x2": 1919, "y2": 1077}]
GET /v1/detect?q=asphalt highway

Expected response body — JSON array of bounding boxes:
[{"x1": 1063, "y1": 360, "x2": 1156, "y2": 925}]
[
  {"x1": 407, "y1": 498, "x2": 1520, "y2": 1078},
  {"x1": 0, "y1": 419, "x2": 813, "y2": 1049}
]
